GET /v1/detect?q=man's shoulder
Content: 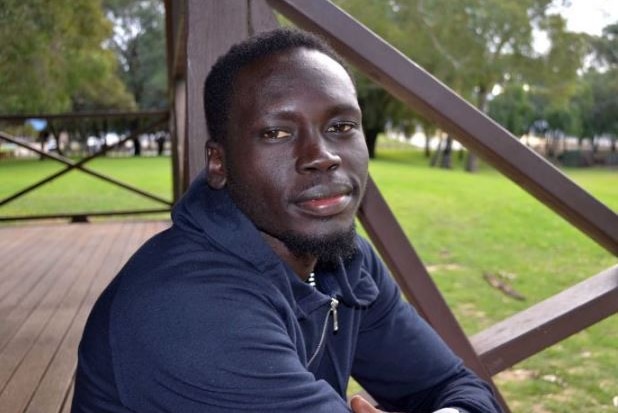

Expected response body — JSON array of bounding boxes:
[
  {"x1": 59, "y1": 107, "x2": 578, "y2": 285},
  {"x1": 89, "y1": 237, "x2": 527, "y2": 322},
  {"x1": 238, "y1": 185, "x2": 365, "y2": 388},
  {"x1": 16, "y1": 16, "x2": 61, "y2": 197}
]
[
  {"x1": 116, "y1": 225, "x2": 262, "y2": 288},
  {"x1": 354, "y1": 235, "x2": 385, "y2": 274}
]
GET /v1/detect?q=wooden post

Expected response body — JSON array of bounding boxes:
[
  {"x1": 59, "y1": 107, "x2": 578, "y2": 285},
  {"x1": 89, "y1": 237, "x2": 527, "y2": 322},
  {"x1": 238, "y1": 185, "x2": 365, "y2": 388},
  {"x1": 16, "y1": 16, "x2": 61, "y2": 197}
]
[
  {"x1": 184, "y1": 0, "x2": 278, "y2": 185},
  {"x1": 171, "y1": 78, "x2": 187, "y2": 200},
  {"x1": 185, "y1": 0, "x2": 248, "y2": 182}
]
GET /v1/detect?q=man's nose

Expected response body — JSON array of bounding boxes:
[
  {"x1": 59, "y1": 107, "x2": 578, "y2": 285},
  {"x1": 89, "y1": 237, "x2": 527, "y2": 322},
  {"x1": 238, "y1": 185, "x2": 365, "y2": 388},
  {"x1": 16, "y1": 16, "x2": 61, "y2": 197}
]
[{"x1": 296, "y1": 134, "x2": 342, "y2": 173}]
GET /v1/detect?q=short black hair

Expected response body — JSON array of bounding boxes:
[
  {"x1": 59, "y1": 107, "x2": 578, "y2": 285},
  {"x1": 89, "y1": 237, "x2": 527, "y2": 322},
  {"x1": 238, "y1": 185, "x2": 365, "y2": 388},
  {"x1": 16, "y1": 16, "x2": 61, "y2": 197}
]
[{"x1": 203, "y1": 28, "x2": 350, "y2": 144}]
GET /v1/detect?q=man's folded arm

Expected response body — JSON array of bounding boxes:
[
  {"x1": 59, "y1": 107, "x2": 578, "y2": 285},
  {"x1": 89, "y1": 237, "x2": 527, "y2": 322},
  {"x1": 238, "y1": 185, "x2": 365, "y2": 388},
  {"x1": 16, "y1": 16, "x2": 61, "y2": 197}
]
[{"x1": 351, "y1": 244, "x2": 502, "y2": 413}]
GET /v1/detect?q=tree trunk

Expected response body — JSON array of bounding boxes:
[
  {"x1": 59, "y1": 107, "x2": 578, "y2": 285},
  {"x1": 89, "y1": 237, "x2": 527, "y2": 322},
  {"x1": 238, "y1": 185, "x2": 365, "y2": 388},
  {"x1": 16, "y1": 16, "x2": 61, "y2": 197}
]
[
  {"x1": 38, "y1": 130, "x2": 49, "y2": 160},
  {"x1": 465, "y1": 151, "x2": 478, "y2": 172},
  {"x1": 365, "y1": 127, "x2": 380, "y2": 159},
  {"x1": 440, "y1": 135, "x2": 453, "y2": 169},
  {"x1": 132, "y1": 137, "x2": 142, "y2": 156}
]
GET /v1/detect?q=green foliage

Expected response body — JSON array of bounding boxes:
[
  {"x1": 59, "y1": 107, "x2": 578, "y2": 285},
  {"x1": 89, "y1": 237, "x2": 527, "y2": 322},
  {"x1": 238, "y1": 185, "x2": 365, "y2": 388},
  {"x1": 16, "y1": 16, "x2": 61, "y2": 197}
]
[
  {"x1": 490, "y1": 21, "x2": 618, "y2": 143},
  {"x1": 333, "y1": 0, "x2": 584, "y2": 161},
  {"x1": 578, "y1": 69, "x2": 618, "y2": 139},
  {"x1": 0, "y1": 0, "x2": 135, "y2": 114},
  {"x1": 527, "y1": 15, "x2": 588, "y2": 124},
  {"x1": 577, "y1": 23, "x2": 618, "y2": 142},
  {"x1": 488, "y1": 84, "x2": 535, "y2": 135},
  {"x1": 103, "y1": 0, "x2": 168, "y2": 109}
]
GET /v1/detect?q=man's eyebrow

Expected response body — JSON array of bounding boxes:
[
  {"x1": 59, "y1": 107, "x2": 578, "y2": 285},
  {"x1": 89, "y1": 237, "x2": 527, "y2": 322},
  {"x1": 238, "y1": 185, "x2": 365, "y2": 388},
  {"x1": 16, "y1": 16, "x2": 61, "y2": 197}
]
[
  {"x1": 260, "y1": 103, "x2": 361, "y2": 120},
  {"x1": 325, "y1": 103, "x2": 362, "y2": 116}
]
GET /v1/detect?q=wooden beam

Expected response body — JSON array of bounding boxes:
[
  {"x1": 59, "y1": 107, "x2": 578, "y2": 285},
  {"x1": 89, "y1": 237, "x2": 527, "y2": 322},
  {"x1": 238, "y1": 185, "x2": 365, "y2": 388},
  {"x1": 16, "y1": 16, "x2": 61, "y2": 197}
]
[
  {"x1": 0, "y1": 209, "x2": 170, "y2": 222},
  {"x1": 184, "y1": 0, "x2": 278, "y2": 185},
  {"x1": 0, "y1": 110, "x2": 168, "y2": 122},
  {"x1": 248, "y1": 0, "x2": 280, "y2": 36},
  {"x1": 164, "y1": 0, "x2": 186, "y2": 81},
  {"x1": 266, "y1": 0, "x2": 618, "y2": 256},
  {"x1": 171, "y1": 79, "x2": 187, "y2": 201},
  {"x1": 472, "y1": 265, "x2": 618, "y2": 375},
  {"x1": 186, "y1": 0, "x2": 249, "y2": 182}
]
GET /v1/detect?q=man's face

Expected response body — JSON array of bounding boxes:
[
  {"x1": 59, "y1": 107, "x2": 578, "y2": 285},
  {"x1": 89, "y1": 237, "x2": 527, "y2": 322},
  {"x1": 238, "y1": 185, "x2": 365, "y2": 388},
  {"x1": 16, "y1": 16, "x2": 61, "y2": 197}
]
[{"x1": 218, "y1": 48, "x2": 369, "y2": 257}]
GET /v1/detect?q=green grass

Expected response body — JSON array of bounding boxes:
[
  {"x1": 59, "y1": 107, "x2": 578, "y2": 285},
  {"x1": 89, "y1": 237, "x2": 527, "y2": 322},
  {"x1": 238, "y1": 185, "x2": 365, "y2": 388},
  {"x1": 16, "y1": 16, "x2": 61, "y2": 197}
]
[
  {"x1": 0, "y1": 156, "x2": 172, "y2": 219},
  {"x1": 1, "y1": 147, "x2": 616, "y2": 412},
  {"x1": 355, "y1": 142, "x2": 617, "y2": 412}
]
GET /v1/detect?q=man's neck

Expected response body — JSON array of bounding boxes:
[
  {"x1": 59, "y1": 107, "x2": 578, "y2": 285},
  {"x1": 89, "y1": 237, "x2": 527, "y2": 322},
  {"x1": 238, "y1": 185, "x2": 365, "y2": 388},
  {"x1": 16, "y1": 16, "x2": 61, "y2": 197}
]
[{"x1": 259, "y1": 231, "x2": 317, "y2": 282}]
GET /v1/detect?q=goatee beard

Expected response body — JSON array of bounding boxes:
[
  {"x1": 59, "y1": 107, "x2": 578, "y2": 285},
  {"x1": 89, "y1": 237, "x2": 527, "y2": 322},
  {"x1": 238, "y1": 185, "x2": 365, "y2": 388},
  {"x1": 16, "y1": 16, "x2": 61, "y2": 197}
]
[{"x1": 278, "y1": 224, "x2": 358, "y2": 267}]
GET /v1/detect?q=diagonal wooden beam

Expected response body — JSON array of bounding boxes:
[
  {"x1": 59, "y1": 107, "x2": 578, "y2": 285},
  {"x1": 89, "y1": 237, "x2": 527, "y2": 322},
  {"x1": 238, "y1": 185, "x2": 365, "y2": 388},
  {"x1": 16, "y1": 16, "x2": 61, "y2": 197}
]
[{"x1": 266, "y1": 0, "x2": 618, "y2": 256}]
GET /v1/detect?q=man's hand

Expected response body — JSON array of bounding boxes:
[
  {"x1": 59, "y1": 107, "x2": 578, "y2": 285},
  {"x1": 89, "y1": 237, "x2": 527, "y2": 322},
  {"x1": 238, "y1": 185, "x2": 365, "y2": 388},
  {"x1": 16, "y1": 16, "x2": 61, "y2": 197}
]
[{"x1": 350, "y1": 395, "x2": 385, "y2": 413}]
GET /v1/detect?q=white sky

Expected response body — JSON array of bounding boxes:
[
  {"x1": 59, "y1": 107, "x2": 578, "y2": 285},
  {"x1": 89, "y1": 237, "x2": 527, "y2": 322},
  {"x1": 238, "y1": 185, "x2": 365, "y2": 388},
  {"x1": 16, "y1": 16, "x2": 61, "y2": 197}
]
[
  {"x1": 552, "y1": 0, "x2": 616, "y2": 35},
  {"x1": 533, "y1": 0, "x2": 616, "y2": 54}
]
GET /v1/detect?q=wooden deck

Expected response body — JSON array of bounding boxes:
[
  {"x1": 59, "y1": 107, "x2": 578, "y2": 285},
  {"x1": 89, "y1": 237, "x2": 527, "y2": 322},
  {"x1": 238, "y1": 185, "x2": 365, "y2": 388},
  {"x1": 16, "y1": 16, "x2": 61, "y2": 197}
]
[{"x1": 0, "y1": 221, "x2": 170, "y2": 413}]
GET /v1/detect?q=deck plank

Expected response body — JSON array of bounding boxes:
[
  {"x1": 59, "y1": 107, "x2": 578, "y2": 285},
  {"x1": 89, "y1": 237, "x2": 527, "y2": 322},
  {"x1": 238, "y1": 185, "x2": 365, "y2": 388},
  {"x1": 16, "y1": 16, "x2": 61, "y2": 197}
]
[
  {"x1": 0, "y1": 226, "x2": 89, "y2": 355},
  {"x1": 4, "y1": 224, "x2": 121, "y2": 413},
  {"x1": 0, "y1": 227, "x2": 107, "y2": 411},
  {"x1": 0, "y1": 221, "x2": 169, "y2": 413},
  {"x1": 24, "y1": 222, "x2": 161, "y2": 413},
  {"x1": 0, "y1": 225, "x2": 42, "y2": 258},
  {"x1": 0, "y1": 226, "x2": 72, "y2": 305}
]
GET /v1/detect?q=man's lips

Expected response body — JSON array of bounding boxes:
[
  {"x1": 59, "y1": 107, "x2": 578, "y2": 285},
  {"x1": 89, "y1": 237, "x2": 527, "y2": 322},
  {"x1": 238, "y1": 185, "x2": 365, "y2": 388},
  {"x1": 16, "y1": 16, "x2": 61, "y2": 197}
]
[{"x1": 293, "y1": 184, "x2": 354, "y2": 217}]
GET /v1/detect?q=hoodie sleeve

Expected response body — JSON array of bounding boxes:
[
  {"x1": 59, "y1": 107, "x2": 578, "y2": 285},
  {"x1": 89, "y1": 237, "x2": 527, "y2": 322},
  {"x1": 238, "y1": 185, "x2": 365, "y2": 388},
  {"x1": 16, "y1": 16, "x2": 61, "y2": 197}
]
[
  {"x1": 351, "y1": 243, "x2": 503, "y2": 413},
  {"x1": 107, "y1": 272, "x2": 351, "y2": 413}
]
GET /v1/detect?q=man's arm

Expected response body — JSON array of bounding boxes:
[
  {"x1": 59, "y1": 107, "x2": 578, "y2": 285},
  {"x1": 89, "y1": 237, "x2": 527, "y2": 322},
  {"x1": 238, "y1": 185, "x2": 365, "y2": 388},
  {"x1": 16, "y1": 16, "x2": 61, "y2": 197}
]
[
  {"x1": 351, "y1": 241, "x2": 502, "y2": 413},
  {"x1": 350, "y1": 395, "x2": 470, "y2": 413}
]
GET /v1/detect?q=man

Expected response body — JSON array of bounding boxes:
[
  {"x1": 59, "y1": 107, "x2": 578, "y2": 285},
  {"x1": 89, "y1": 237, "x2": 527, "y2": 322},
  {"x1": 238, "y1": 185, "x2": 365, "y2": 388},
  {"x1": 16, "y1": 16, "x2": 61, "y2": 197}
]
[{"x1": 72, "y1": 28, "x2": 502, "y2": 413}]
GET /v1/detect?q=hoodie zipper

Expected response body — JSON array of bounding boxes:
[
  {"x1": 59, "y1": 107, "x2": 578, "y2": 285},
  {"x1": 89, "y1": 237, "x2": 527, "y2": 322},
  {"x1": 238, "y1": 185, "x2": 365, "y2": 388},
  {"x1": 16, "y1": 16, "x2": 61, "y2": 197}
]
[{"x1": 307, "y1": 297, "x2": 339, "y2": 367}]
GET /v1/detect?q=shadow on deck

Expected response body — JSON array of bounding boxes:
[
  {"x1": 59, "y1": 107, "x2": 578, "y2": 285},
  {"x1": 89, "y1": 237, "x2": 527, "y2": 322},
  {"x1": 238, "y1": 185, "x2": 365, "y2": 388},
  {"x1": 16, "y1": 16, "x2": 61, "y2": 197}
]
[{"x1": 0, "y1": 221, "x2": 169, "y2": 413}]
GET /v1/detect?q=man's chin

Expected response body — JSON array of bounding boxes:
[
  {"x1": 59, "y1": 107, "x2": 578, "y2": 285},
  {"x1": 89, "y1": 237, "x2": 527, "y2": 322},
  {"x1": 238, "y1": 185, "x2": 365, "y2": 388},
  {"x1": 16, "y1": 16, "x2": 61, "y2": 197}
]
[{"x1": 279, "y1": 225, "x2": 358, "y2": 266}]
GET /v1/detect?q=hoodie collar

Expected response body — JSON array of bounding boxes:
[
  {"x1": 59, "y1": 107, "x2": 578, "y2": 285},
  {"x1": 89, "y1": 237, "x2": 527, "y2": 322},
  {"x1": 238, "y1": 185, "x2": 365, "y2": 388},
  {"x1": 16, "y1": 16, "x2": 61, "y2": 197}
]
[{"x1": 172, "y1": 171, "x2": 379, "y2": 316}]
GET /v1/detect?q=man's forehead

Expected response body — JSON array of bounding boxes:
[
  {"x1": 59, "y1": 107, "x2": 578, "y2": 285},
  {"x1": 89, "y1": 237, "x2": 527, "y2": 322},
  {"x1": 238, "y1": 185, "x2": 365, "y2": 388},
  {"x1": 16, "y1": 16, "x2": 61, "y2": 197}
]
[{"x1": 237, "y1": 48, "x2": 352, "y2": 87}]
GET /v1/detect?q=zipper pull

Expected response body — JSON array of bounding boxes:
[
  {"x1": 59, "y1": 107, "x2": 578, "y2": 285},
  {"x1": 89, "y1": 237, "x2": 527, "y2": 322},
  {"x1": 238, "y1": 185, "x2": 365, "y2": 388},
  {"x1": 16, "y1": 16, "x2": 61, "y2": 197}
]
[{"x1": 330, "y1": 297, "x2": 339, "y2": 333}]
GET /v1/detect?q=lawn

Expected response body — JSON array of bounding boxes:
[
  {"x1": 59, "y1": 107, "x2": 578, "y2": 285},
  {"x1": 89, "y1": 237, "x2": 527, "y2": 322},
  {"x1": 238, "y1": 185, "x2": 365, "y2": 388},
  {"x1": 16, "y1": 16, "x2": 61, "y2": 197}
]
[
  {"x1": 362, "y1": 143, "x2": 617, "y2": 412},
  {"x1": 0, "y1": 147, "x2": 616, "y2": 412},
  {"x1": 0, "y1": 155, "x2": 172, "y2": 219}
]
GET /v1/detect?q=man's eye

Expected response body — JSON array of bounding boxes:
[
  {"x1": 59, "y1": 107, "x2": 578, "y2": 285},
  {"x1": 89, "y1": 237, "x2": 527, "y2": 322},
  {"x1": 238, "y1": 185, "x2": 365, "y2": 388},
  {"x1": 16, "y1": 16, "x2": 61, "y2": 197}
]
[
  {"x1": 327, "y1": 122, "x2": 356, "y2": 133},
  {"x1": 262, "y1": 130, "x2": 292, "y2": 140}
]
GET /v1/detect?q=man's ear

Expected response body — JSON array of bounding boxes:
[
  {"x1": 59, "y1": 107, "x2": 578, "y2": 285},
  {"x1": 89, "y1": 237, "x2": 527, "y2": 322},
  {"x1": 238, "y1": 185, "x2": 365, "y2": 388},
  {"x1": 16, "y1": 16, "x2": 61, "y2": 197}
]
[{"x1": 205, "y1": 140, "x2": 227, "y2": 189}]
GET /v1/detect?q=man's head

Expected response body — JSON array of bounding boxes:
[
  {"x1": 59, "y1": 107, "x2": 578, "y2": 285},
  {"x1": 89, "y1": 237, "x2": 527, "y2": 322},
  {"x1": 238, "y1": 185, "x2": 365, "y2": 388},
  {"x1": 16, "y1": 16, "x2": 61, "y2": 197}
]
[
  {"x1": 204, "y1": 28, "x2": 350, "y2": 145},
  {"x1": 204, "y1": 28, "x2": 369, "y2": 263}
]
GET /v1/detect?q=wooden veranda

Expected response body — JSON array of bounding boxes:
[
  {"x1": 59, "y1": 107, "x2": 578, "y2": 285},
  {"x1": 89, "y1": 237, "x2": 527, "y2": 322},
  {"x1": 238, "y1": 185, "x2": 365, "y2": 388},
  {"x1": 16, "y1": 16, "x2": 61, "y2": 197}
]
[
  {"x1": 0, "y1": 222, "x2": 169, "y2": 412},
  {"x1": 0, "y1": 1, "x2": 616, "y2": 412}
]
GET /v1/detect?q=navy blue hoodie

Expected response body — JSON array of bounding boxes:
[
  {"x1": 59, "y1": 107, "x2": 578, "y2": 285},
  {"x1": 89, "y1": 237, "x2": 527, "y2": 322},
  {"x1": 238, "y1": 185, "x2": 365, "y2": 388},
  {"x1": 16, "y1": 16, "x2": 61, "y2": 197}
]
[{"x1": 72, "y1": 172, "x2": 501, "y2": 412}]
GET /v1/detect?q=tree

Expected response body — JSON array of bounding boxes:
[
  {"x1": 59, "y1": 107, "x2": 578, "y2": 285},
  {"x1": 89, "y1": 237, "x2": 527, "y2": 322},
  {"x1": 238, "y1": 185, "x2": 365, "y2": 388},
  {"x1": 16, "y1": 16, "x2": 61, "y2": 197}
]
[
  {"x1": 0, "y1": 0, "x2": 135, "y2": 114},
  {"x1": 334, "y1": 0, "x2": 583, "y2": 170},
  {"x1": 488, "y1": 83, "x2": 535, "y2": 136},
  {"x1": 355, "y1": 73, "x2": 422, "y2": 158},
  {"x1": 103, "y1": 0, "x2": 168, "y2": 110},
  {"x1": 585, "y1": 22, "x2": 618, "y2": 151}
]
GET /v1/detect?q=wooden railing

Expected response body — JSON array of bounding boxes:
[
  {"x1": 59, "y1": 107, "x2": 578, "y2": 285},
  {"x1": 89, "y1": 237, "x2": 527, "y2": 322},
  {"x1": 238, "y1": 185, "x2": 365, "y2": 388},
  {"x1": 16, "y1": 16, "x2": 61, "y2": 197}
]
[
  {"x1": 164, "y1": 1, "x2": 618, "y2": 411},
  {"x1": 0, "y1": 111, "x2": 172, "y2": 222}
]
